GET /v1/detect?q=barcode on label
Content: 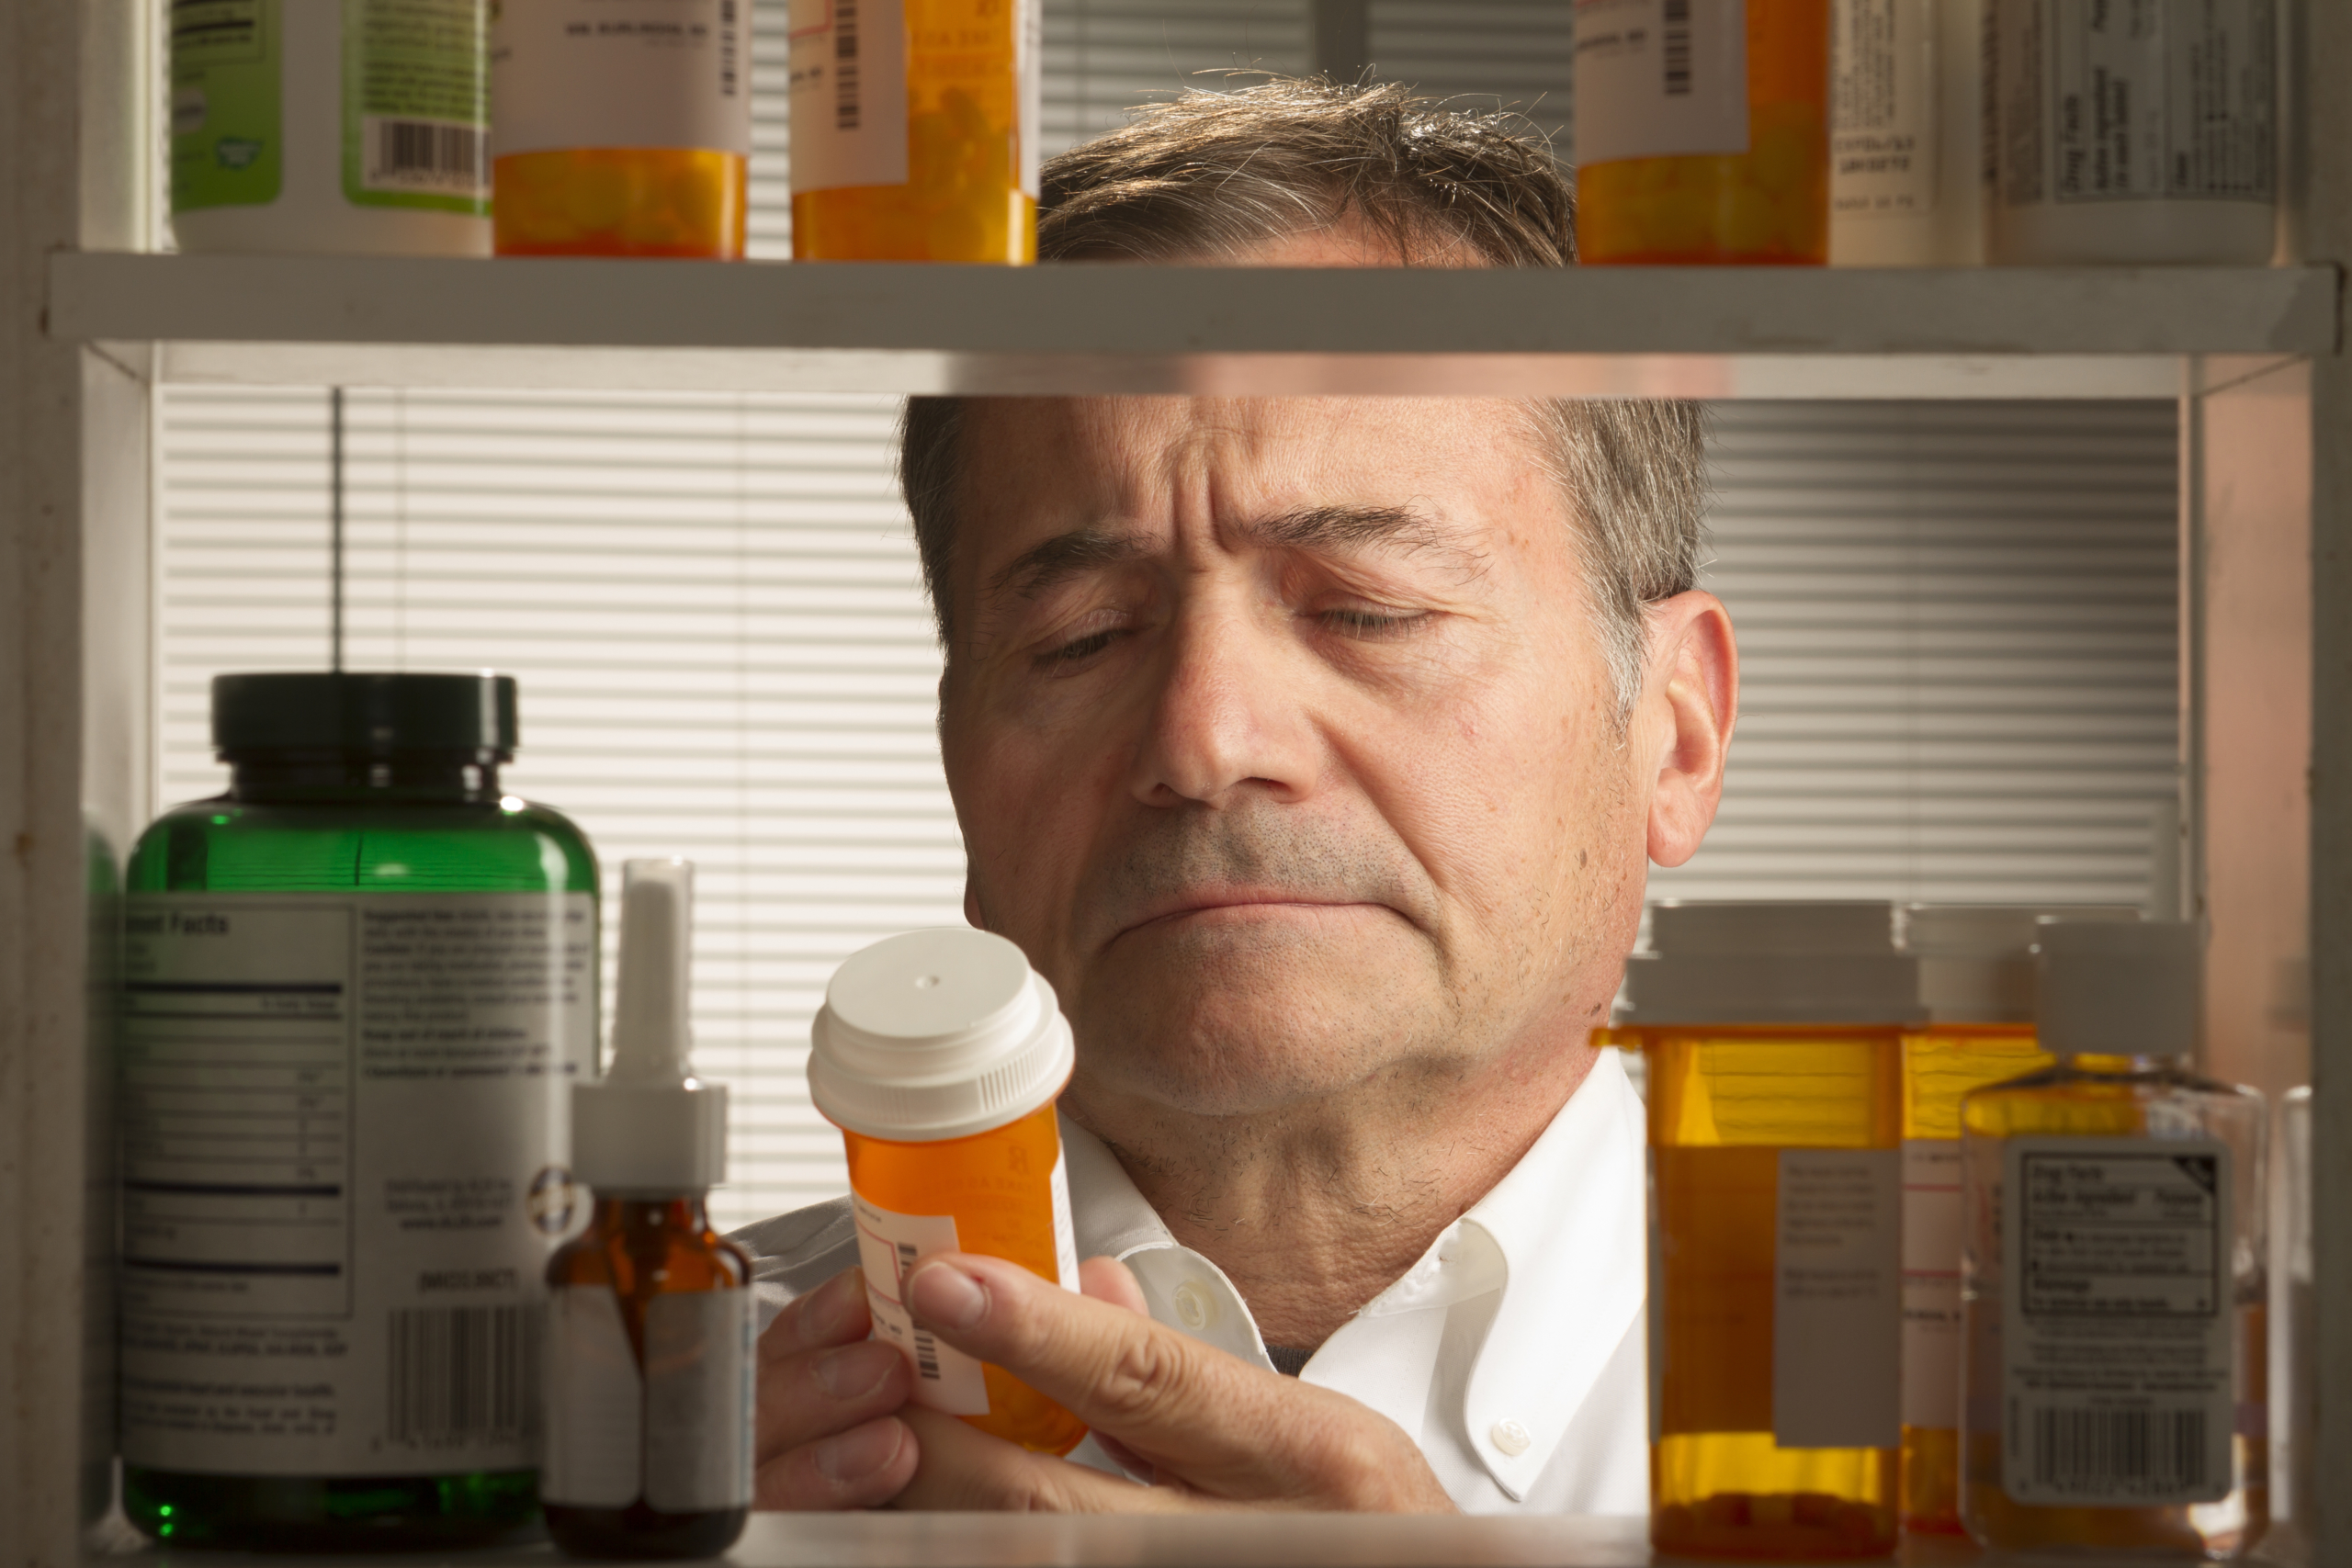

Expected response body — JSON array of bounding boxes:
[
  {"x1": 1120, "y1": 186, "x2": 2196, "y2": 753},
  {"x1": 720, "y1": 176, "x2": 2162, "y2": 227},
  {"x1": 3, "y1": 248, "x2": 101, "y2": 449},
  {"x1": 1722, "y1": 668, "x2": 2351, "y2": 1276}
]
[
  {"x1": 363, "y1": 118, "x2": 486, "y2": 196},
  {"x1": 834, "y1": 0, "x2": 861, "y2": 130},
  {"x1": 897, "y1": 1242, "x2": 943, "y2": 1381},
  {"x1": 386, "y1": 1305, "x2": 536, "y2": 1446},
  {"x1": 1662, "y1": 0, "x2": 1693, "y2": 96},
  {"x1": 720, "y1": 0, "x2": 741, "y2": 96},
  {"x1": 2029, "y1": 1408, "x2": 2208, "y2": 1495}
]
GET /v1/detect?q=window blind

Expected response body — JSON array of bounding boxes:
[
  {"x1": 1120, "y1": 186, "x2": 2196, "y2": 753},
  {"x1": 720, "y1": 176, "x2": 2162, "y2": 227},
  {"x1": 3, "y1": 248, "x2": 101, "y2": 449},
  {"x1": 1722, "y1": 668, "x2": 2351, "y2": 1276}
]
[{"x1": 153, "y1": 4, "x2": 2179, "y2": 1231}]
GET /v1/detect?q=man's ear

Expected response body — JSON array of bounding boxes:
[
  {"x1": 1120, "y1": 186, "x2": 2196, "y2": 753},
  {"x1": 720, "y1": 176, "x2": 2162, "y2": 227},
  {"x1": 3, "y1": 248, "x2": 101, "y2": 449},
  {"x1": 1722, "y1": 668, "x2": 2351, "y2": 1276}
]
[{"x1": 1639, "y1": 591, "x2": 1738, "y2": 869}]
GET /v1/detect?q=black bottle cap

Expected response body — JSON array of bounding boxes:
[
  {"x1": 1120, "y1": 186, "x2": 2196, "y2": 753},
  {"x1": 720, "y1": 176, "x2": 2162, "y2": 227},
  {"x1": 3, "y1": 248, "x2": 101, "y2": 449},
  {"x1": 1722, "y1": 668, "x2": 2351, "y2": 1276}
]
[{"x1": 212, "y1": 672, "x2": 518, "y2": 758}]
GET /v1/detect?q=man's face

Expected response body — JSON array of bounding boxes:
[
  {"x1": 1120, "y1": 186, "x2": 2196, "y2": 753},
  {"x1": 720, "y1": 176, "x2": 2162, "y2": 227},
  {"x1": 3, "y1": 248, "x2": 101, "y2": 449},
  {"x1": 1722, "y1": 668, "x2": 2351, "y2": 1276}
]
[{"x1": 937, "y1": 397, "x2": 1657, "y2": 1126}]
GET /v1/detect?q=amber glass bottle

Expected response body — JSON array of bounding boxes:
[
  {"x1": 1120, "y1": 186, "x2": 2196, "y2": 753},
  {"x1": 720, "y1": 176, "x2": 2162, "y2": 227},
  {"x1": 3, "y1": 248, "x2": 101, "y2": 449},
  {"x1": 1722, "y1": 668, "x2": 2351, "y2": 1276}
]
[{"x1": 809, "y1": 927, "x2": 1086, "y2": 1454}]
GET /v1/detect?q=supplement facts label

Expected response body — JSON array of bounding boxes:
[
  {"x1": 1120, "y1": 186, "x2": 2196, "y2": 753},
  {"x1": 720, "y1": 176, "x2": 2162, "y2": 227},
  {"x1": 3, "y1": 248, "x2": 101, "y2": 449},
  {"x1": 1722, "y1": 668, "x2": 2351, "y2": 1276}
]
[
  {"x1": 119, "y1": 892, "x2": 594, "y2": 1476},
  {"x1": 1832, "y1": 0, "x2": 1935, "y2": 218},
  {"x1": 543, "y1": 1285, "x2": 753, "y2": 1511},
  {"x1": 492, "y1": 0, "x2": 750, "y2": 159},
  {"x1": 1772, "y1": 1146, "x2": 1901, "y2": 1449},
  {"x1": 1900, "y1": 1138, "x2": 1963, "y2": 1428},
  {"x1": 342, "y1": 0, "x2": 491, "y2": 211},
  {"x1": 1996, "y1": 0, "x2": 2274, "y2": 206},
  {"x1": 1573, "y1": 0, "x2": 1749, "y2": 166},
  {"x1": 2000, "y1": 1137, "x2": 2233, "y2": 1505}
]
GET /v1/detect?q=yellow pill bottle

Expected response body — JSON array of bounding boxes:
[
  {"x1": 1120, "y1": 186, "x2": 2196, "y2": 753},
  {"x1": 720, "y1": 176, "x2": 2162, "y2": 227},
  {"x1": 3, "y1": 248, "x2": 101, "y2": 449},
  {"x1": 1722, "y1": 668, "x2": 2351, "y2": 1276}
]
[
  {"x1": 1892, "y1": 904, "x2": 2134, "y2": 1535},
  {"x1": 491, "y1": 0, "x2": 752, "y2": 257},
  {"x1": 808, "y1": 927, "x2": 1086, "y2": 1454},
  {"x1": 1616, "y1": 900, "x2": 1914, "y2": 1560},
  {"x1": 786, "y1": 0, "x2": 1039, "y2": 261},
  {"x1": 1573, "y1": 0, "x2": 1832, "y2": 264}
]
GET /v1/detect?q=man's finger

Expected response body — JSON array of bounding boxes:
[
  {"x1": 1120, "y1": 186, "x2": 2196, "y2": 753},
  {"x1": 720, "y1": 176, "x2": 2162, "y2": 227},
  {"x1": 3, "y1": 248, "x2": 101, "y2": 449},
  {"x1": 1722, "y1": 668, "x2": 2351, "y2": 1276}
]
[
  {"x1": 1078, "y1": 1254, "x2": 1149, "y2": 1315},
  {"x1": 753, "y1": 1334, "x2": 913, "y2": 1465},
  {"x1": 759, "y1": 1266, "x2": 870, "y2": 1362},
  {"x1": 754, "y1": 1414, "x2": 919, "y2": 1511},
  {"x1": 888, "y1": 1407, "x2": 1188, "y2": 1514}
]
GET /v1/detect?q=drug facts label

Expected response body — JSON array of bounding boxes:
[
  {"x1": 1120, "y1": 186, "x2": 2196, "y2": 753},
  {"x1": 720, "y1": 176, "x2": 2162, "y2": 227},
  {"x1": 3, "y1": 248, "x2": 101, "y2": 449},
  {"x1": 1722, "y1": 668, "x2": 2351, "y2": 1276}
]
[
  {"x1": 492, "y1": 0, "x2": 751, "y2": 159},
  {"x1": 1832, "y1": 0, "x2": 1935, "y2": 219},
  {"x1": 787, "y1": 0, "x2": 910, "y2": 194},
  {"x1": 341, "y1": 0, "x2": 490, "y2": 213},
  {"x1": 1573, "y1": 0, "x2": 1750, "y2": 166},
  {"x1": 1772, "y1": 1147, "x2": 1902, "y2": 1450},
  {"x1": 2000, "y1": 1138, "x2": 2233, "y2": 1505},
  {"x1": 543, "y1": 1285, "x2": 754, "y2": 1510},
  {"x1": 1995, "y1": 0, "x2": 2274, "y2": 208},
  {"x1": 118, "y1": 892, "x2": 594, "y2": 1475},
  {"x1": 1900, "y1": 1138, "x2": 1964, "y2": 1429}
]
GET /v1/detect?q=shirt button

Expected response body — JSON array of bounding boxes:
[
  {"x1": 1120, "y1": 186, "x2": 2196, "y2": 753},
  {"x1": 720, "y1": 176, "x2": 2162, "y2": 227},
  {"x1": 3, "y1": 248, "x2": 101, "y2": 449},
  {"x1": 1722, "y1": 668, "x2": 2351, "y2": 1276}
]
[
  {"x1": 1171, "y1": 1280, "x2": 1213, "y2": 1330},
  {"x1": 1489, "y1": 1419, "x2": 1532, "y2": 1457}
]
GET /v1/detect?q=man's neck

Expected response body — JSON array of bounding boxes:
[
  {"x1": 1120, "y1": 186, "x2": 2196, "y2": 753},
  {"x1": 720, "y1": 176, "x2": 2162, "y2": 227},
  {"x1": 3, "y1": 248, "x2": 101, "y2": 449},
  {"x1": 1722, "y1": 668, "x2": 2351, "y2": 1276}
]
[{"x1": 1074, "y1": 1039, "x2": 1600, "y2": 1348}]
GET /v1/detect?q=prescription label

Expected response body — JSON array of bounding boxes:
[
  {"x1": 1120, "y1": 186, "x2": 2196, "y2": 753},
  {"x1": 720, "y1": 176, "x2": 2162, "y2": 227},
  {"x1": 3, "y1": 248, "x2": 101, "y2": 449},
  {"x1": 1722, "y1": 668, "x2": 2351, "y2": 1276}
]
[
  {"x1": 851, "y1": 1192, "x2": 992, "y2": 1416},
  {"x1": 117, "y1": 893, "x2": 594, "y2": 1475},
  {"x1": 1900, "y1": 1137, "x2": 1964, "y2": 1428},
  {"x1": 1999, "y1": 1138, "x2": 2234, "y2": 1505},
  {"x1": 492, "y1": 0, "x2": 751, "y2": 159},
  {"x1": 1772, "y1": 1146, "x2": 1902, "y2": 1450},
  {"x1": 787, "y1": 0, "x2": 910, "y2": 194},
  {"x1": 1573, "y1": 0, "x2": 1750, "y2": 166},
  {"x1": 544, "y1": 1285, "x2": 755, "y2": 1510}
]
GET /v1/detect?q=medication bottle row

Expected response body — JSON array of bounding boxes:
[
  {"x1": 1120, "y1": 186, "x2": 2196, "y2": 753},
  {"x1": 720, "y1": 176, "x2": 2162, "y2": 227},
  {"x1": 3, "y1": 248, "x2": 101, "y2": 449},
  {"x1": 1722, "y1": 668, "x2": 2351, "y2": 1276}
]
[
  {"x1": 1609, "y1": 898, "x2": 2285, "y2": 1561},
  {"x1": 115, "y1": 670, "x2": 1075, "y2": 1551},
  {"x1": 169, "y1": 0, "x2": 1038, "y2": 262}
]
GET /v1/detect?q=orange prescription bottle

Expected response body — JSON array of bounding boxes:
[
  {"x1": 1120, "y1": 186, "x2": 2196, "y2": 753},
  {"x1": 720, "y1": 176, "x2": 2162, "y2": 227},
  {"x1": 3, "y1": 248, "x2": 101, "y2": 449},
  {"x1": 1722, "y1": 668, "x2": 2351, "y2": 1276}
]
[
  {"x1": 1891, "y1": 904, "x2": 2132, "y2": 1535},
  {"x1": 786, "y1": 0, "x2": 1039, "y2": 261},
  {"x1": 1573, "y1": 0, "x2": 1832, "y2": 264},
  {"x1": 491, "y1": 0, "x2": 751, "y2": 257},
  {"x1": 808, "y1": 927, "x2": 1086, "y2": 1454},
  {"x1": 1617, "y1": 900, "x2": 1914, "y2": 1560}
]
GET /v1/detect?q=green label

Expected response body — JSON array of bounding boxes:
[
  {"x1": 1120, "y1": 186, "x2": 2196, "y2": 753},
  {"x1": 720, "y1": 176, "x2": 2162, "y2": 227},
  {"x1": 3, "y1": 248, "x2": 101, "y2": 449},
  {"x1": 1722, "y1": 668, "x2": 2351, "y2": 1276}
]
[
  {"x1": 341, "y1": 0, "x2": 490, "y2": 213},
  {"x1": 170, "y1": 0, "x2": 282, "y2": 213}
]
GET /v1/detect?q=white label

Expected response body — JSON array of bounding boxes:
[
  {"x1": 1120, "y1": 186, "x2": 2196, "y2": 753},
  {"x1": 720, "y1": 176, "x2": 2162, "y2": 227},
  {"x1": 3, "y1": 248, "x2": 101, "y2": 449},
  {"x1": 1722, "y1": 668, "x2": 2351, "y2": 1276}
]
[
  {"x1": 544, "y1": 1286, "x2": 644, "y2": 1506},
  {"x1": 1772, "y1": 1147, "x2": 1902, "y2": 1450},
  {"x1": 2000, "y1": 1138, "x2": 2233, "y2": 1505},
  {"x1": 644, "y1": 1290, "x2": 755, "y2": 1511},
  {"x1": 786, "y1": 0, "x2": 910, "y2": 194},
  {"x1": 1901, "y1": 1138, "x2": 1963, "y2": 1429},
  {"x1": 543, "y1": 1285, "x2": 754, "y2": 1510},
  {"x1": 851, "y1": 1191, "x2": 990, "y2": 1416},
  {"x1": 1832, "y1": 0, "x2": 1936, "y2": 218},
  {"x1": 118, "y1": 893, "x2": 594, "y2": 1475},
  {"x1": 1049, "y1": 1148, "x2": 1080, "y2": 1290},
  {"x1": 1016, "y1": 0, "x2": 1040, "y2": 197},
  {"x1": 1572, "y1": 0, "x2": 1750, "y2": 165},
  {"x1": 492, "y1": 0, "x2": 752, "y2": 159},
  {"x1": 1996, "y1": 0, "x2": 2274, "y2": 208}
]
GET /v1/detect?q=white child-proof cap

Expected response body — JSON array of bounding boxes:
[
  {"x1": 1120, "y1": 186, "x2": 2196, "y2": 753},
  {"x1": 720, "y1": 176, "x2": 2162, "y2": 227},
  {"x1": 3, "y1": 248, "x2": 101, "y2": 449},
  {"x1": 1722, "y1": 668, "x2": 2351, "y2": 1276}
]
[
  {"x1": 2035, "y1": 919, "x2": 2200, "y2": 1059},
  {"x1": 1900, "y1": 904, "x2": 2140, "y2": 1023},
  {"x1": 571, "y1": 859, "x2": 729, "y2": 1193},
  {"x1": 1619, "y1": 899, "x2": 1922, "y2": 1025},
  {"x1": 808, "y1": 927, "x2": 1074, "y2": 1144}
]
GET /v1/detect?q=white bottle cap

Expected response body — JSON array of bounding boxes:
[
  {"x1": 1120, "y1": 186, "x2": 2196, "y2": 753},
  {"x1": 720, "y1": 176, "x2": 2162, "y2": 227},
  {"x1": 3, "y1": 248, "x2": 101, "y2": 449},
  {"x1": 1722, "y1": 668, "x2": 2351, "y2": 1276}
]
[
  {"x1": 572, "y1": 859, "x2": 729, "y2": 1194},
  {"x1": 2035, "y1": 919, "x2": 2200, "y2": 1058},
  {"x1": 1619, "y1": 899, "x2": 1921, "y2": 1025},
  {"x1": 1901, "y1": 904, "x2": 2141, "y2": 1023},
  {"x1": 808, "y1": 928, "x2": 1074, "y2": 1144}
]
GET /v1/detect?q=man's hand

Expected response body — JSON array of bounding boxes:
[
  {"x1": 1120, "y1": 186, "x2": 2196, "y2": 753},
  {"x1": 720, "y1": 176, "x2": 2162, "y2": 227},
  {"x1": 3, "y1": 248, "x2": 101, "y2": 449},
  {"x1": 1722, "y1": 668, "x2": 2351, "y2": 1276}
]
[
  {"x1": 752, "y1": 1267, "x2": 920, "y2": 1508},
  {"x1": 889, "y1": 1253, "x2": 1457, "y2": 1513}
]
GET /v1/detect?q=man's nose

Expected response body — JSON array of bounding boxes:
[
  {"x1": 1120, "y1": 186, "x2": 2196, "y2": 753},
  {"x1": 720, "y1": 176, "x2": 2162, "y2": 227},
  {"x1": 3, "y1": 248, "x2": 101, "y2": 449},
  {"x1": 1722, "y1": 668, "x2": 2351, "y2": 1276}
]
[{"x1": 1128, "y1": 604, "x2": 1318, "y2": 808}]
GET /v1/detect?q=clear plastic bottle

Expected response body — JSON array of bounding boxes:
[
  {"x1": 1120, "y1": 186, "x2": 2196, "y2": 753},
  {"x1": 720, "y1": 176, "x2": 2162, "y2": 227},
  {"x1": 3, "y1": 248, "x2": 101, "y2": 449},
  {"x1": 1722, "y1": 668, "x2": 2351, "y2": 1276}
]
[
  {"x1": 1960, "y1": 921, "x2": 2268, "y2": 1558},
  {"x1": 787, "y1": 0, "x2": 1040, "y2": 262},
  {"x1": 1618, "y1": 901, "x2": 1916, "y2": 1560},
  {"x1": 119, "y1": 672, "x2": 597, "y2": 1549},
  {"x1": 491, "y1": 0, "x2": 752, "y2": 258},
  {"x1": 807, "y1": 927, "x2": 1086, "y2": 1454},
  {"x1": 1576, "y1": 0, "x2": 1833, "y2": 265},
  {"x1": 544, "y1": 861, "x2": 751, "y2": 1561}
]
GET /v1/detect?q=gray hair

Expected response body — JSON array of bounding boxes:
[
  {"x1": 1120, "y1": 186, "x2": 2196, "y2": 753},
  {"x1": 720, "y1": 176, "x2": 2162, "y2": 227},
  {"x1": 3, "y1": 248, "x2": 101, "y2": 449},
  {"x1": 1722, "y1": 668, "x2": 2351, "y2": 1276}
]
[{"x1": 900, "y1": 76, "x2": 1707, "y2": 711}]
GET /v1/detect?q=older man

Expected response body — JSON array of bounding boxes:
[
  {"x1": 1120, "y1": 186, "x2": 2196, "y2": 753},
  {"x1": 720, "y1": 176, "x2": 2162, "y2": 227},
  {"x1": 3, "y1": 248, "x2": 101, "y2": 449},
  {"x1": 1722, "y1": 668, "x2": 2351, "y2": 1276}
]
[{"x1": 736, "y1": 78, "x2": 1736, "y2": 1515}]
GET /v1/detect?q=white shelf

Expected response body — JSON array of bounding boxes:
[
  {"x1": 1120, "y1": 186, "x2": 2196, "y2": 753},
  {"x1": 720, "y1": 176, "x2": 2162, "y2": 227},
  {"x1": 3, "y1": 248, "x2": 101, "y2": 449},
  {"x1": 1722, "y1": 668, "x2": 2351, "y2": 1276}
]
[{"x1": 48, "y1": 252, "x2": 2337, "y2": 400}]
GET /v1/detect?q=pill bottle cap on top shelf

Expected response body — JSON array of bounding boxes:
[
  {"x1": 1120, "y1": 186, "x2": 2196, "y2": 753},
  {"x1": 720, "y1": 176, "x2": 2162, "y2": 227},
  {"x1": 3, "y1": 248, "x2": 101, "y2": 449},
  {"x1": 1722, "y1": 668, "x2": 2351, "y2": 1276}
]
[
  {"x1": 808, "y1": 928, "x2": 1074, "y2": 1144},
  {"x1": 212, "y1": 671, "x2": 516, "y2": 758},
  {"x1": 1619, "y1": 899, "x2": 1922, "y2": 1026},
  {"x1": 2034, "y1": 919, "x2": 2200, "y2": 1060},
  {"x1": 1900, "y1": 904, "x2": 2141, "y2": 1024},
  {"x1": 572, "y1": 859, "x2": 729, "y2": 1194}
]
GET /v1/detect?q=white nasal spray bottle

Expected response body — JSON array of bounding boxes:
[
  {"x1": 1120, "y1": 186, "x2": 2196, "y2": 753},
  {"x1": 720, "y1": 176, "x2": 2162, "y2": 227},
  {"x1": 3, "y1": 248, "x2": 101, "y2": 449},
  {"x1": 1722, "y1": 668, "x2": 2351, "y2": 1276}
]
[{"x1": 542, "y1": 860, "x2": 752, "y2": 1558}]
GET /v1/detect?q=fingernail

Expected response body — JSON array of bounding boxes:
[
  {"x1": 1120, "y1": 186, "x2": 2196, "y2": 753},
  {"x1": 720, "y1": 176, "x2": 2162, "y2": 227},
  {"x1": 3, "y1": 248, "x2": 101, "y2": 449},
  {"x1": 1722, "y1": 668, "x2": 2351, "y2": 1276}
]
[
  {"x1": 813, "y1": 1419, "x2": 903, "y2": 1483},
  {"x1": 811, "y1": 1342, "x2": 898, "y2": 1401},
  {"x1": 797, "y1": 1268, "x2": 865, "y2": 1347},
  {"x1": 907, "y1": 1261, "x2": 989, "y2": 1331}
]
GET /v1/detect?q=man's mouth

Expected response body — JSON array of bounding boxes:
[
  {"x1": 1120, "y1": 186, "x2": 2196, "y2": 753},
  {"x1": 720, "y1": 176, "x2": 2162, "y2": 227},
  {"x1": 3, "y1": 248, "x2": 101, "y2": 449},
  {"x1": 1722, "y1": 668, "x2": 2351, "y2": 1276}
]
[{"x1": 1111, "y1": 888, "x2": 1388, "y2": 943}]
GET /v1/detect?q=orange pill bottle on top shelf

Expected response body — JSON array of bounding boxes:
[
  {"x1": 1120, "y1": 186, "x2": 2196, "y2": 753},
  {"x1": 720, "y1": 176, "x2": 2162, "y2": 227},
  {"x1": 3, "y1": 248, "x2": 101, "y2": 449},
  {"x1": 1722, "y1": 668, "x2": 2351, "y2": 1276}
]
[
  {"x1": 808, "y1": 927, "x2": 1087, "y2": 1455},
  {"x1": 491, "y1": 0, "x2": 752, "y2": 258},
  {"x1": 1890, "y1": 904, "x2": 2135, "y2": 1536},
  {"x1": 1617, "y1": 900, "x2": 1915, "y2": 1561},
  {"x1": 786, "y1": 0, "x2": 1039, "y2": 262},
  {"x1": 1573, "y1": 0, "x2": 1832, "y2": 264}
]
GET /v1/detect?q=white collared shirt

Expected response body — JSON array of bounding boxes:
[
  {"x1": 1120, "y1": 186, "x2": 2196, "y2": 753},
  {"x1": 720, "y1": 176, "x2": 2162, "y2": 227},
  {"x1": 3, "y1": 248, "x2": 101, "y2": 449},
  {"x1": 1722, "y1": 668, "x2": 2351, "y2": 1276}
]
[{"x1": 730, "y1": 1047, "x2": 1649, "y2": 1514}]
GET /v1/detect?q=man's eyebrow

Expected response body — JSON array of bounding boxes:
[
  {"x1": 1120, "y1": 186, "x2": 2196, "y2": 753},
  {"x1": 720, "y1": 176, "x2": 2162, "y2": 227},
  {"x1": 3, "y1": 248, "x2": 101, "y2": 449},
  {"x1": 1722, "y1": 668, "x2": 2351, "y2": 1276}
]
[
  {"x1": 1241, "y1": 503, "x2": 1471, "y2": 559},
  {"x1": 987, "y1": 527, "x2": 1151, "y2": 601}
]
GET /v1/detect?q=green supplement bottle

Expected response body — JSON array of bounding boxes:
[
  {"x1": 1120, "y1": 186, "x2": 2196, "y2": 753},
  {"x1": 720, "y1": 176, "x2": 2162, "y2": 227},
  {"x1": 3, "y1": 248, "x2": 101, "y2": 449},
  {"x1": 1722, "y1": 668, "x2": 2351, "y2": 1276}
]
[{"x1": 119, "y1": 672, "x2": 597, "y2": 1549}]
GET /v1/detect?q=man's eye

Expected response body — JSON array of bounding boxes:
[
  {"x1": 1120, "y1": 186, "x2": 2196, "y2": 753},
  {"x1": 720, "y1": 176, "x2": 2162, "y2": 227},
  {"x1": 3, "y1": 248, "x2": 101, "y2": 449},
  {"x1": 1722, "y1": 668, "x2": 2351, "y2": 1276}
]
[
  {"x1": 1319, "y1": 607, "x2": 1423, "y2": 637},
  {"x1": 1044, "y1": 628, "x2": 1118, "y2": 664}
]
